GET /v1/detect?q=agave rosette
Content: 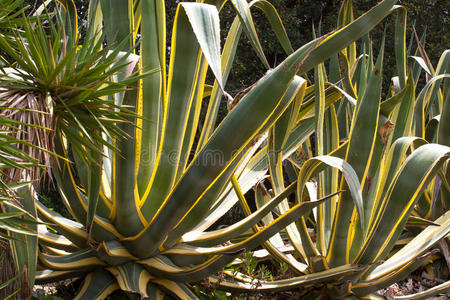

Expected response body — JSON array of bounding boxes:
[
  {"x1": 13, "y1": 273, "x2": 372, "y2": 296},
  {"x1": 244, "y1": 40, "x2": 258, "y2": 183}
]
[
  {"x1": 202, "y1": 1, "x2": 450, "y2": 299},
  {"x1": 23, "y1": 0, "x2": 413, "y2": 299}
]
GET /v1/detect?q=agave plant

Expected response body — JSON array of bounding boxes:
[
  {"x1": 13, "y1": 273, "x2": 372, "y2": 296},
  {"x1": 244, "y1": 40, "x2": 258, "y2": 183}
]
[
  {"x1": 10, "y1": 0, "x2": 407, "y2": 298},
  {"x1": 203, "y1": 1, "x2": 450, "y2": 298}
]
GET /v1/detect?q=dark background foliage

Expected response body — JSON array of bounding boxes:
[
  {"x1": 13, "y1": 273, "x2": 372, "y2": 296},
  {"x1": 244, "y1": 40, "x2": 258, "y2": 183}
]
[
  {"x1": 24, "y1": 0, "x2": 449, "y2": 93},
  {"x1": 220, "y1": 0, "x2": 448, "y2": 94}
]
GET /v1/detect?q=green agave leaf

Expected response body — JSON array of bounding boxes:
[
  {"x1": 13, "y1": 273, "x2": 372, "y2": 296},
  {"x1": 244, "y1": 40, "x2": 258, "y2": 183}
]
[
  {"x1": 338, "y1": 0, "x2": 357, "y2": 66},
  {"x1": 210, "y1": 264, "x2": 366, "y2": 293},
  {"x1": 35, "y1": 199, "x2": 87, "y2": 248},
  {"x1": 425, "y1": 49, "x2": 450, "y2": 117},
  {"x1": 314, "y1": 61, "x2": 340, "y2": 256},
  {"x1": 192, "y1": 118, "x2": 319, "y2": 233},
  {"x1": 97, "y1": 240, "x2": 137, "y2": 266},
  {"x1": 74, "y1": 269, "x2": 119, "y2": 300},
  {"x1": 196, "y1": 16, "x2": 242, "y2": 150},
  {"x1": 250, "y1": 0, "x2": 294, "y2": 55},
  {"x1": 150, "y1": 278, "x2": 199, "y2": 300},
  {"x1": 170, "y1": 154, "x2": 262, "y2": 250},
  {"x1": 174, "y1": 57, "x2": 208, "y2": 182},
  {"x1": 86, "y1": 150, "x2": 102, "y2": 237},
  {"x1": 380, "y1": 80, "x2": 410, "y2": 116},
  {"x1": 86, "y1": 0, "x2": 102, "y2": 44},
  {"x1": 191, "y1": 141, "x2": 270, "y2": 233},
  {"x1": 356, "y1": 144, "x2": 450, "y2": 264},
  {"x1": 253, "y1": 183, "x2": 309, "y2": 273},
  {"x1": 438, "y1": 84, "x2": 450, "y2": 146},
  {"x1": 145, "y1": 282, "x2": 165, "y2": 300},
  {"x1": 162, "y1": 194, "x2": 332, "y2": 257},
  {"x1": 394, "y1": 7, "x2": 407, "y2": 88},
  {"x1": 414, "y1": 74, "x2": 450, "y2": 138},
  {"x1": 365, "y1": 137, "x2": 427, "y2": 231},
  {"x1": 112, "y1": 76, "x2": 144, "y2": 236},
  {"x1": 137, "y1": 0, "x2": 166, "y2": 197},
  {"x1": 167, "y1": 78, "x2": 306, "y2": 250},
  {"x1": 364, "y1": 210, "x2": 450, "y2": 281},
  {"x1": 297, "y1": 156, "x2": 363, "y2": 253},
  {"x1": 100, "y1": 0, "x2": 133, "y2": 51},
  {"x1": 38, "y1": 225, "x2": 80, "y2": 252},
  {"x1": 5, "y1": 184, "x2": 38, "y2": 291},
  {"x1": 107, "y1": 263, "x2": 152, "y2": 298},
  {"x1": 160, "y1": 74, "x2": 307, "y2": 251},
  {"x1": 353, "y1": 249, "x2": 436, "y2": 296},
  {"x1": 140, "y1": 253, "x2": 242, "y2": 283},
  {"x1": 141, "y1": 2, "x2": 217, "y2": 221},
  {"x1": 35, "y1": 269, "x2": 89, "y2": 284},
  {"x1": 268, "y1": 75, "x2": 307, "y2": 261},
  {"x1": 182, "y1": 3, "x2": 223, "y2": 90},
  {"x1": 389, "y1": 75, "x2": 415, "y2": 143},
  {"x1": 181, "y1": 181, "x2": 297, "y2": 247},
  {"x1": 328, "y1": 34, "x2": 385, "y2": 266},
  {"x1": 39, "y1": 248, "x2": 105, "y2": 271},
  {"x1": 230, "y1": 0, "x2": 269, "y2": 68}
]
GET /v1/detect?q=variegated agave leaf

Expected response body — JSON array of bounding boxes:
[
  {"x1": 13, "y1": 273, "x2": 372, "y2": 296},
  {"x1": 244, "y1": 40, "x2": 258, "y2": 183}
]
[{"x1": 27, "y1": 0, "x2": 412, "y2": 299}]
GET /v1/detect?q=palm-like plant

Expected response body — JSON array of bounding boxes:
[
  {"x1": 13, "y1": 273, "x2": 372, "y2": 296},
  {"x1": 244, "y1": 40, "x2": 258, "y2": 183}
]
[
  {"x1": 13, "y1": 0, "x2": 406, "y2": 298},
  {"x1": 0, "y1": 1, "x2": 45, "y2": 298},
  {"x1": 0, "y1": 0, "x2": 142, "y2": 298}
]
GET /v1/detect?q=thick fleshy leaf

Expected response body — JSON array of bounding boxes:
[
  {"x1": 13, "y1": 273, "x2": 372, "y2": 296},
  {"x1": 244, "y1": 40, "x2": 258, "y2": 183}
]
[
  {"x1": 210, "y1": 264, "x2": 366, "y2": 293},
  {"x1": 74, "y1": 269, "x2": 119, "y2": 300},
  {"x1": 140, "y1": 253, "x2": 242, "y2": 283},
  {"x1": 136, "y1": 0, "x2": 166, "y2": 197},
  {"x1": 35, "y1": 199, "x2": 87, "y2": 249},
  {"x1": 107, "y1": 263, "x2": 152, "y2": 298},
  {"x1": 355, "y1": 144, "x2": 450, "y2": 264},
  {"x1": 438, "y1": 84, "x2": 450, "y2": 146},
  {"x1": 414, "y1": 74, "x2": 450, "y2": 138},
  {"x1": 364, "y1": 210, "x2": 450, "y2": 281},
  {"x1": 389, "y1": 76, "x2": 415, "y2": 143},
  {"x1": 394, "y1": 7, "x2": 407, "y2": 88},
  {"x1": 162, "y1": 194, "x2": 332, "y2": 257},
  {"x1": 230, "y1": 0, "x2": 269, "y2": 68},
  {"x1": 327, "y1": 36, "x2": 385, "y2": 266},
  {"x1": 39, "y1": 248, "x2": 105, "y2": 271},
  {"x1": 196, "y1": 16, "x2": 242, "y2": 150},
  {"x1": 140, "y1": 3, "x2": 213, "y2": 221},
  {"x1": 100, "y1": 0, "x2": 133, "y2": 51},
  {"x1": 250, "y1": 0, "x2": 294, "y2": 55},
  {"x1": 150, "y1": 278, "x2": 199, "y2": 300},
  {"x1": 5, "y1": 184, "x2": 38, "y2": 291},
  {"x1": 353, "y1": 250, "x2": 436, "y2": 296},
  {"x1": 182, "y1": 3, "x2": 223, "y2": 90},
  {"x1": 181, "y1": 182, "x2": 297, "y2": 247},
  {"x1": 38, "y1": 225, "x2": 80, "y2": 252}
]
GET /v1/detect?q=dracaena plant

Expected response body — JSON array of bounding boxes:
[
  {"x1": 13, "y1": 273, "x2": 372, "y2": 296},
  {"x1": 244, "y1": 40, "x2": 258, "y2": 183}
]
[
  {"x1": 0, "y1": 1, "x2": 49, "y2": 298},
  {"x1": 0, "y1": 0, "x2": 142, "y2": 297},
  {"x1": 22, "y1": 0, "x2": 407, "y2": 299},
  {"x1": 204, "y1": 1, "x2": 450, "y2": 299}
]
